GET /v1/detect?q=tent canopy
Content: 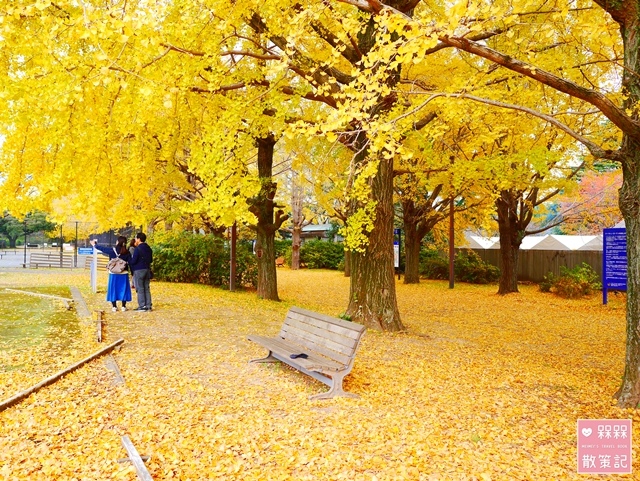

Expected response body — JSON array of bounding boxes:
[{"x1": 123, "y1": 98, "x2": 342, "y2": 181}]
[{"x1": 458, "y1": 233, "x2": 604, "y2": 251}]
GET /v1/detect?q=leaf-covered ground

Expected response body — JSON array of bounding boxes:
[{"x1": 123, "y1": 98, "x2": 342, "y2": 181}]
[{"x1": 0, "y1": 268, "x2": 636, "y2": 480}]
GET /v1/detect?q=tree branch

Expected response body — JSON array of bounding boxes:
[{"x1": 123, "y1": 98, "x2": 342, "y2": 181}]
[
  {"x1": 404, "y1": 91, "x2": 620, "y2": 160},
  {"x1": 161, "y1": 43, "x2": 205, "y2": 56},
  {"x1": 438, "y1": 36, "x2": 640, "y2": 142},
  {"x1": 249, "y1": 13, "x2": 348, "y2": 94},
  {"x1": 308, "y1": 18, "x2": 361, "y2": 64},
  {"x1": 335, "y1": 0, "x2": 384, "y2": 13},
  {"x1": 393, "y1": 166, "x2": 447, "y2": 176},
  {"x1": 412, "y1": 111, "x2": 437, "y2": 131},
  {"x1": 221, "y1": 50, "x2": 281, "y2": 61}
]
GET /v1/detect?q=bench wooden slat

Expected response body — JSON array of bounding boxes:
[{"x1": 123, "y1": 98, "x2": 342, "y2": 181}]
[
  {"x1": 29, "y1": 253, "x2": 75, "y2": 268},
  {"x1": 248, "y1": 306, "x2": 366, "y2": 399},
  {"x1": 280, "y1": 331, "x2": 352, "y2": 366},
  {"x1": 247, "y1": 335, "x2": 345, "y2": 372},
  {"x1": 283, "y1": 316, "x2": 360, "y2": 350},
  {"x1": 281, "y1": 323, "x2": 355, "y2": 364},
  {"x1": 288, "y1": 307, "x2": 364, "y2": 338}
]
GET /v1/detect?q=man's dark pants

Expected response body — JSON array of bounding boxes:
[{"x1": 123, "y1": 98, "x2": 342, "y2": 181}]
[{"x1": 133, "y1": 269, "x2": 152, "y2": 309}]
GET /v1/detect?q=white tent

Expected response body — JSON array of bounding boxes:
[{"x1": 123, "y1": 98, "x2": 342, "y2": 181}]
[
  {"x1": 461, "y1": 231, "x2": 498, "y2": 249},
  {"x1": 461, "y1": 233, "x2": 485, "y2": 249},
  {"x1": 488, "y1": 237, "x2": 501, "y2": 248},
  {"x1": 550, "y1": 235, "x2": 596, "y2": 250},
  {"x1": 527, "y1": 235, "x2": 571, "y2": 250},
  {"x1": 486, "y1": 237, "x2": 503, "y2": 249},
  {"x1": 485, "y1": 236, "x2": 542, "y2": 250},
  {"x1": 520, "y1": 236, "x2": 546, "y2": 250},
  {"x1": 470, "y1": 235, "x2": 497, "y2": 249},
  {"x1": 577, "y1": 235, "x2": 603, "y2": 251}
]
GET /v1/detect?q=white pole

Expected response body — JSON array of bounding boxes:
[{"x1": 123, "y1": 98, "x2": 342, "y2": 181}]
[{"x1": 91, "y1": 245, "x2": 98, "y2": 293}]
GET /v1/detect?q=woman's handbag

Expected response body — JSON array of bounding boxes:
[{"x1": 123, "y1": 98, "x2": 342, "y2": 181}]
[
  {"x1": 107, "y1": 257, "x2": 128, "y2": 274},
  {"x1": 107, "y1": 248, "x2": 128, "y2": 274}
]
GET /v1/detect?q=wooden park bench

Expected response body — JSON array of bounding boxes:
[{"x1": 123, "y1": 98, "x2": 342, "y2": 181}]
[
  {"x1": 248, "y1": 306, "x2": 366, "y2": 400},
  {"x1": 29, "y1": 252, "x2": 75, "y2": 269}
]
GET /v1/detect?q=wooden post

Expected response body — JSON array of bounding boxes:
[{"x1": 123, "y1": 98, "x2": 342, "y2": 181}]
[
  {"x1": 59, "y1": 224, "x2": 63, "y2": 268},
  {"x1": 230, "y1": 222, "x2": 237, "y2": 292},
  {"x1": 97, "y1": 320, "x2": 102, "y2": 343},
  {"x1": 74, "y1": 221, "x2": 78, "y2": 268},
  {"x1": 93, "y1": 310, "x2": 105, "y2": 342},
  {"x1": 22, "y1": 220, "x2": 27, "y2": 268},
  {"x1": 449, "y1": 155, "x2": 455, "y2": 290},
  {"x1": 449, "y1": 196, "x2": 455, "y2": 289}
]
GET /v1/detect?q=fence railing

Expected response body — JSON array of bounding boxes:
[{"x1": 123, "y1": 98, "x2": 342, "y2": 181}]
[{"x1": 467, "y1": 248, "x2": 602, "y2": 283}]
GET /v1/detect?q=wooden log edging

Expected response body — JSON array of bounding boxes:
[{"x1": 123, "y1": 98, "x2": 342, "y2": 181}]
[
  {"x1": 4, "y1": 288, "x2": 74, "y2": 303},
  {"x1": 5, "y1": 288, "x2": 74, "y2": 309},
  {"x1": 70, "y1": 286, "x2": 91, "y2": 319},
  {"x1": 121, "y1": 435, "x2": 153, "y2": 481},
  {"x1": 0, "y1": 338, "x2": 125, "y2": 412},
  {"x1": 105, "y1": 354, "x2": 126, "y2": 385}
]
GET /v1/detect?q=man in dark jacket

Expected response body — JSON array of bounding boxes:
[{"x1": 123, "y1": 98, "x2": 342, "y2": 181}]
[{"x1": 130, "y1": 232, "x2": 153, "y2": 311}]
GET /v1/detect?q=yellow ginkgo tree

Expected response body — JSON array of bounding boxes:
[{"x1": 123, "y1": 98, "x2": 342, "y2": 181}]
[{"x1": 339, "y1": 0, "x2": 640, "y2": 405}]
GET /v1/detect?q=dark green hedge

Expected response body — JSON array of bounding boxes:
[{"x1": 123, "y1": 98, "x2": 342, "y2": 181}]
[
  {"x1": 419, "y1": 248, "x2": 500, "y2": 284},
  {"x1": 301, "y1": 240, "x2": 344, "y2": 269},
  {"x1": 283, "y1": 239, "x2": 345, "y2": 270},
  {"x1": 150, "y1": 231, "x2": 257, "y2": 289},
  {"x1": 274, "y1": 239, "x2": 292, "y2": 258}
]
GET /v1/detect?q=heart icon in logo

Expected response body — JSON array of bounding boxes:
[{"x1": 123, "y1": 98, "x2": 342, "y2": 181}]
[{"x1": 582, "y1": 428, "x2": 592, "y2": 437}]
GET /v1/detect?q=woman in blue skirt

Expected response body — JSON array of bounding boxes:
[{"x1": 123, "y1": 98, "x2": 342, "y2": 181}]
[{"x1": 90, "y1": 236, "x2": 132, "y2": 312}]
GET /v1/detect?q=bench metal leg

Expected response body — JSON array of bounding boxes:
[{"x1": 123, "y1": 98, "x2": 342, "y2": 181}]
[
  {"x1": 249, "y1": 351, "x2": 279, "y2": 363},
  {"x1": 309, "y1": 373, "x2": 359, "y2": 400}
]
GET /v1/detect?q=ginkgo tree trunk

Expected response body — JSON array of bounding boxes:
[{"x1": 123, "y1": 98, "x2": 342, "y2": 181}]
[
  {"x1": 345, "y1": 148, "x2": 402, "y2": 330},
  {"x1": 290, "y1": 175, "x2": 307, "y2": 270},
  {"x1": 495, "y1": 190, "x2": 527, "y2": 294},
  {"x1": 492, "y1": 145, "x2": 585, "y2": 294},
  {"x1": 248, "y1": 135, "x2": 288, "y2": 301},
  {"x1": 401, "y1": 192, "x2": 447, "y2": 284},
  {"x1": 247, "y1": 4, "x2": 414, "y2": 330}
]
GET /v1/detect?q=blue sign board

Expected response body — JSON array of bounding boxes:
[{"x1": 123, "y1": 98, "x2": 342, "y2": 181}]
[
  {"x1": 603, "y1": 228, "x2": 627, "y2": 304},
  {"x1": 78, "y1": 247, "x2": 94, "y2": 255}
]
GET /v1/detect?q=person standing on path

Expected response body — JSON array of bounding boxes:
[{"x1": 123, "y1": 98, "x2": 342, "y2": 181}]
[
  {"x1": 129, "y1": 232, "x2": 153, "y2": 311},
  {"x1": 90, "y1": 236, "x2": 132, "y2": 312},
  {"x1": 128, "y1": 238, "x2": 137, "y2": 292}
]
